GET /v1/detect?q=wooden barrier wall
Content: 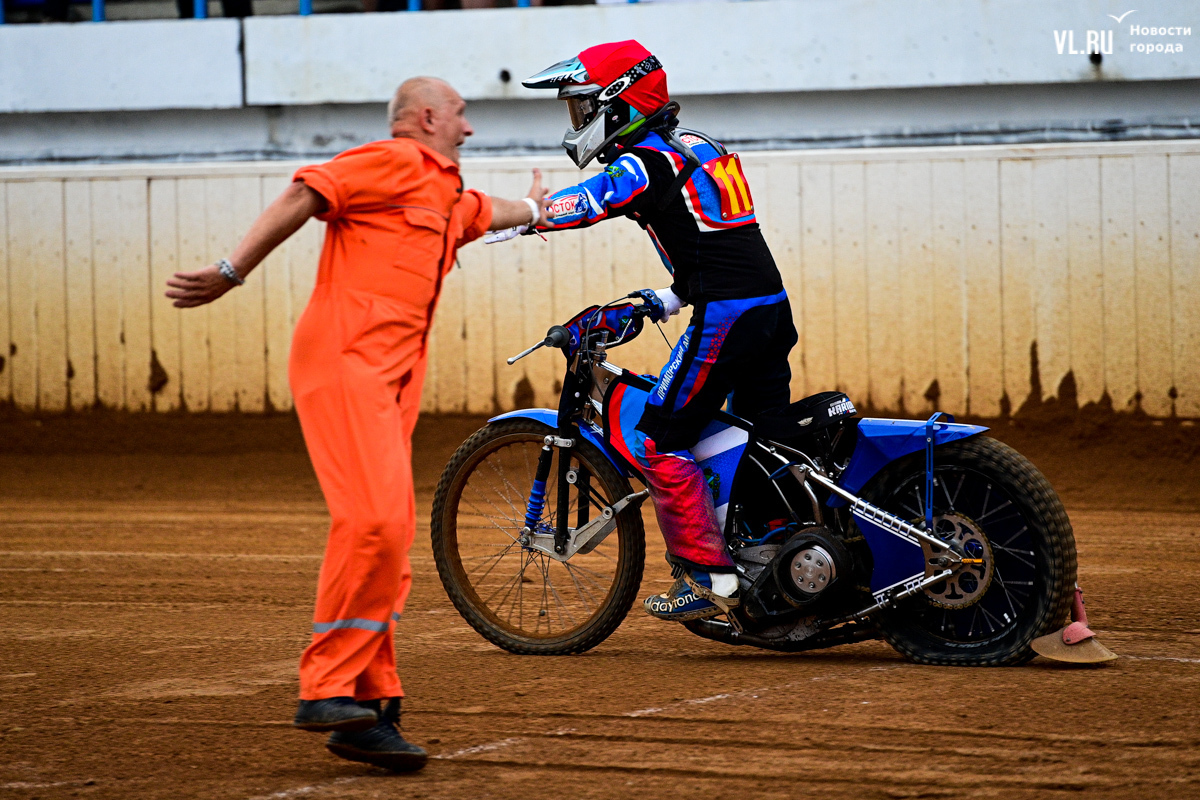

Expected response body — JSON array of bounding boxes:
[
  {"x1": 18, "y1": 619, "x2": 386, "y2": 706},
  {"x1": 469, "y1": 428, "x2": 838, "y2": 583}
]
[{"x1": 1, "y1": 140, "x2": 1198, "y2": 418}]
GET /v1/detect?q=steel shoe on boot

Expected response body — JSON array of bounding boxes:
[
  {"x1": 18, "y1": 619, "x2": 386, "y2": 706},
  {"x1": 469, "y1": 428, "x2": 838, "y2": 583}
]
[
  {"x1": 643, "y1": 571, "x2": 739, "y2": 621},
  {"x1": 293, "y1": 697, "x2": 378, "y2": 733},
  {"x1": 326, "y1": 698, "x2": 428, "y2": 773}
]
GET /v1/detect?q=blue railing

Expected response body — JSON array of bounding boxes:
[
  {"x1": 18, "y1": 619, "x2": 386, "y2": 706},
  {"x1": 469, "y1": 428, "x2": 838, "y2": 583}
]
[{"x1": 0, "y1": 0, "x2": 548, "y2": 22}]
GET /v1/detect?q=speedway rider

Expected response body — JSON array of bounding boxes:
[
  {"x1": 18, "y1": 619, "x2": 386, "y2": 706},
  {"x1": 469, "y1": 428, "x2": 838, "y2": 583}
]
[{"x1": 511, "y1": 41, "x2": 799, "y2": 622}]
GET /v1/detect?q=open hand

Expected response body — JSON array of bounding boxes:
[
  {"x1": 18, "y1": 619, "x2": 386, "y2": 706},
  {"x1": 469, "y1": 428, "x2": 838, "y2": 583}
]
[
  {"x1": 527, "y1": 168, "x2": 552, "y2": 227},
  {"x1": 165, "y1": 265, "x2": 235, "y2": 308}
]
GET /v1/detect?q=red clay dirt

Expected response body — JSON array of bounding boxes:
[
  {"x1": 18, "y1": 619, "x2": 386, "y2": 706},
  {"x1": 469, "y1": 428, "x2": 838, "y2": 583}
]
[{"x1": 1, "y1": 411, "x2": 1198, "y2": 799}]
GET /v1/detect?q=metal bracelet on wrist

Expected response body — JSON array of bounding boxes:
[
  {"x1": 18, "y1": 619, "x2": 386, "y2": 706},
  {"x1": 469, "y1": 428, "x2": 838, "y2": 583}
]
[{"x1": 217, "y1": 258, "x2": 244, "y2": 286}]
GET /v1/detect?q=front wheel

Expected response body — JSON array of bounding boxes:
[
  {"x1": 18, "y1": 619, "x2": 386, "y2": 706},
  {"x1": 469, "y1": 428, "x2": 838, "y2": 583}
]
[
  {"x1": 864, "y1": 436, "x2": 1077, "y2": 666},
  {"x1": 430, "y1": 419, "x2": 646, "y2": 655}
]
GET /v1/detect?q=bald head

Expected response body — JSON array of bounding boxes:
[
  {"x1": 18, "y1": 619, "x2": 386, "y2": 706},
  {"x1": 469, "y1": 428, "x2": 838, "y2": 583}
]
[
  {"x1": 388, "y1": 77, "x2": 473, "y2": 164},
  {"x1": 388, "y1": 77, "x2": 456, "y2": 128}
]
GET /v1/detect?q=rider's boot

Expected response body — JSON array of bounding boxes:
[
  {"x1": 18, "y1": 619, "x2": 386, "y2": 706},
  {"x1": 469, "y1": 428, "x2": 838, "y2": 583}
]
[{"x1": 644, "y1": 570, "x2": 739, "y2": 621}]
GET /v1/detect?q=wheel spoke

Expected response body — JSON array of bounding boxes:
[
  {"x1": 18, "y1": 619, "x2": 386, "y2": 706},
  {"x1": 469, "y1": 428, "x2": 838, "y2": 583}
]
[
  {"x1": 547, "y1": 562, "x2": 580, "y2": 629},
  {"x1": 465, "y1": 541, "x2": 519, "y2": 582},
  {"x1": 537, "y1": 556, "x2": 555, "y2": 633},
  {"x1": 890, "y1": 464, "x2": 1041, "y2": 645},
  {"x1": 564, "y1": 559, "x2": 610, "y2": 586},
  {"x1": 478, "y1": 464, "x2": 521, "y2": 520},
  {"x1": 559, "y1": 560, "x2": 613, "y2": 586},
  {"x1": 562, "y1": 562, "x2": 599, "y2": 610},
  {"x1": 517, "y1": 551, "x2": 534, "y2": 629},
  {"x1": 487, "y1": 454, "x2": 522, "y2": 513},
  {"x1": 979, "y1": 483, "x2": 993, "y2": 519},
  {"x1": 484, "y1": 550, "x2": 535, "y2": 608},
  {"x1": 978, "y1": 498, "x2": 1012, "y2": 522},
  {"x1": 456, "y1": 526, "x2": 527, "y2": 533},
  {"x1": 458, "y1": 498, "x2": 520, "y2": 540},
  {"x1": 979, "y1": 603, "x2": 1003, "y2": 635},
  {"x1": 991, "y1": 566, "x2": 1022, "y2": 619},
  {"x1": 991, "y1": 544, "x2": 1036, "y2": 570},
  {"x1": 949, "y1": 473, "x2": 965, "y2": 509},
  {"x1": 997, "y1": 525, "x2": 1030, "y2": 548},
  {"x1": 464, "y1": 483, "x2": 522, "y2": 527},
  {"x1": 940, "y1": 474, "x2": 959, "y2": 513}
]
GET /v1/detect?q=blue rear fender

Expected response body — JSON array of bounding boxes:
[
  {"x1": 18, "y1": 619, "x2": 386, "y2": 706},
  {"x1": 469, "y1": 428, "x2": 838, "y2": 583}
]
[
  {"x1": 837, "y1": 417, "x2": 989, "y2": 497},
  {"x1": 488, "y1": 409, "x2": 630, "y2": 477},
  {"x1": 835, "y1": 417, "x2": 988, "y2": 593}
]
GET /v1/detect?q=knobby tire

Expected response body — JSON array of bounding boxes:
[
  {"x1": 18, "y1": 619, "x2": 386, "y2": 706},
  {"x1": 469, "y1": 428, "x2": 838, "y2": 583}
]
[
  {"x1": 865, "y1": 436, "x2": 1077, "y2": 666},
  {"x1": 430, "y1": 419, "x2": 646, "y2": 655}
]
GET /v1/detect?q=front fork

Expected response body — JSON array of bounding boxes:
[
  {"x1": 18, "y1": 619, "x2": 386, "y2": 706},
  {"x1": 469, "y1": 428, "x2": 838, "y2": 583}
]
[
  {"x1": 521, "y1": 433, "x2": 577, "y2": 555},
  {"x1": 523, "y1": 365, "x2": 584, "y2": 555}
]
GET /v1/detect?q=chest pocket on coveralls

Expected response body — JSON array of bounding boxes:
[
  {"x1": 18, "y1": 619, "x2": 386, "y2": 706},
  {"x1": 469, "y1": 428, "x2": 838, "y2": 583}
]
[{"x1": 395, "y1": 206, "x2": 448, "y2": 284}]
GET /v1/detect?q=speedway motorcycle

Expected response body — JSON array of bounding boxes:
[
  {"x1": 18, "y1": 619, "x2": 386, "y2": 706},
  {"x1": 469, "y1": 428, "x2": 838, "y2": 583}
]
[{"x1": 430, "y1": 294, "x2": 1082, "y2": 665}]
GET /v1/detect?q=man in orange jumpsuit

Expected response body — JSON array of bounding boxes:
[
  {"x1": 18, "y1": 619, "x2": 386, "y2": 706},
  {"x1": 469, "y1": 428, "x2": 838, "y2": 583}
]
[{"x1": 165, "y1": 77, "x2": 548, "y2": 773}]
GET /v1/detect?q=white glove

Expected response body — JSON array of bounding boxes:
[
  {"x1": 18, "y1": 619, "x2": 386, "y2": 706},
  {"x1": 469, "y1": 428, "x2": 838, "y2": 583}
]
[
  {"x1": 484, "y1": 225, "x2": 528, "y2": 244},
  {"x1": 655, "y1": 287, "x2": 685, "y2": 318}
]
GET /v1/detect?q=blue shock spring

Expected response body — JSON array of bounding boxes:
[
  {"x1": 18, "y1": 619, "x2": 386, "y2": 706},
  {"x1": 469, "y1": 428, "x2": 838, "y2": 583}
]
[{"x1": 524, "y1": 478, "x2": 548, "y2": 530}]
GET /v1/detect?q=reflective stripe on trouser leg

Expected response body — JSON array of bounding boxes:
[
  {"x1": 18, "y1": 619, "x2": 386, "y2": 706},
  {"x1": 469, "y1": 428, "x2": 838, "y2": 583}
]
[
  {"x1": 354, "y1": 493, "x2": 417, "y2": 703},
  {"x1": 313, "y1": 617, "x2": 390, "y2": 633},
  {"x1": 640, "y1": 437, "x2": 734, "y2": 570}
]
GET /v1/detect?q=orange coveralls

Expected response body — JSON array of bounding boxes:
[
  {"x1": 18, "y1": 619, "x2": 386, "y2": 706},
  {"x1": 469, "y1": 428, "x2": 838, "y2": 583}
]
[{"x1": 290, "y1": 139, "x2": 491, "y2": 701}]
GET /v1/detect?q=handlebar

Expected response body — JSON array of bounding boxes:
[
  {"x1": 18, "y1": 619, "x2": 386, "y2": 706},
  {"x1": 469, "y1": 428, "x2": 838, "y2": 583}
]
[
  {"x1": 505, "y1": 297, "x2": 658, "y2": 365},
  {"x1": 544, "y1": 325, "x2": 571, "y2": 350},
  {"x1": 505, "y1": 325, "x2": 572, "y2": 365}
]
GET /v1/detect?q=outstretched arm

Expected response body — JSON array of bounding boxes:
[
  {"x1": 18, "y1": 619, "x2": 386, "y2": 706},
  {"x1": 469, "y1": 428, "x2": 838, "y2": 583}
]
[
  {"x1": 165, "y1": 181, "x2": 326, "y2": 308},
  {"x1": 539, "y1": 153, "x2": 651, "y2": 231}
]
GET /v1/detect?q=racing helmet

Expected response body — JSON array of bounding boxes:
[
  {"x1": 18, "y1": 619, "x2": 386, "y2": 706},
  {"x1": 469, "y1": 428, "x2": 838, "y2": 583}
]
[{"x1": 523, "y1": 40, "x2": 670, "y2": 168}]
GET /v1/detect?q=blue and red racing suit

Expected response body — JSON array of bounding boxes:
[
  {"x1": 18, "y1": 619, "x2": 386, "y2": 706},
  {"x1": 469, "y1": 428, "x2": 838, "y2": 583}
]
[{"x1": 544, "y1": 128, "x2": 798, "y2": 573}]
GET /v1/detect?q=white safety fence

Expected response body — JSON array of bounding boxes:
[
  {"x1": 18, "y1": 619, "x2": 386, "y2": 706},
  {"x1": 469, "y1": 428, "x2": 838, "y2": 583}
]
[
  {"x1": 6, "y1": 0, "x2": 1199, "y2": 114},
  {"x1": 0, "y1": 139, "x2": 1197, "y2": 418}
]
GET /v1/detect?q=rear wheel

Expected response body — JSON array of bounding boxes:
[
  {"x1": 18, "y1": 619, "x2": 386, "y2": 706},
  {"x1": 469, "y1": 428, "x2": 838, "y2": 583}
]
[
  {"x1": 865, "y1": 436, "x2": 1076, "y2": 666},
  {"x1": 430, "y1": 419, "x2": 645, "y2": 655}
]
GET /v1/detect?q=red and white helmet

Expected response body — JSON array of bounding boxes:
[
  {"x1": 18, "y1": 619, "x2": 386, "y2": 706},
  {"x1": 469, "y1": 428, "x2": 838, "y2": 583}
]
[{"x1": 523, "y1": 40, "x2": 670, "y2": 168}]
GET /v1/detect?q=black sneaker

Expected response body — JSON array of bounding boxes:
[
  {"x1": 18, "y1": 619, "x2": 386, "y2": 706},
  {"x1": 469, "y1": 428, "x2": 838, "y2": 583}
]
[
  {"x1": 293, "y1": 697, "x2": 378, "y2": 733},
  {"x1": 326, "y1": 698, "x2": 428, "y2": 773}
]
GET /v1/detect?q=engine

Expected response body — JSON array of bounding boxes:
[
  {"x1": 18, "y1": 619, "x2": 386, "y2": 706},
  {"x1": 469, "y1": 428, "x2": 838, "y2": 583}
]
[{"x1": 737, "y1": 526, "x2": 857, "y2": 623}]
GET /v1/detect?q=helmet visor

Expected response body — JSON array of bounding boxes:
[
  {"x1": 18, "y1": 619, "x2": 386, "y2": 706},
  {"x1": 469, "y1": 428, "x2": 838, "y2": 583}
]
[{"x1": 566, "y1": 95, "x2": 599, "y2": 131}]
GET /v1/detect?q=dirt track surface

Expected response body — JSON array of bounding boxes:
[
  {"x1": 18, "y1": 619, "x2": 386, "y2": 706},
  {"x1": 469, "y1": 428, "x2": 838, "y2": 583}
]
[{"x1": 2, "y1": 413, "x2": 1199, "y2": 799}]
